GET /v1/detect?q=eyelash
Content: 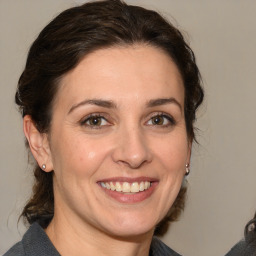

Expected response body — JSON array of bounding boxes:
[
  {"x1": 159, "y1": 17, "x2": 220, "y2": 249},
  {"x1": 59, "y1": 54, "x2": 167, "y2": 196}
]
[
  {"x1": 80, "y1": 113, "x2": 110, "y2": 129},
  {"x1": 80, "y1": 112, "x2": 176, "y2": 129},
  {"x1": 146, "y1": 112, "x2": 176, "y2": 127}
]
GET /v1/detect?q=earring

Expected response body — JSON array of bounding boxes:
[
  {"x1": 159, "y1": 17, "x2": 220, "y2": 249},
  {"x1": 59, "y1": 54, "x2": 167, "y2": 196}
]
[
  {"x1": 42, "y1": 164, "x2": 46, "y2": 170},
  {"x1": 185, "y1": 163, "x2": 190, "y2": 176}
]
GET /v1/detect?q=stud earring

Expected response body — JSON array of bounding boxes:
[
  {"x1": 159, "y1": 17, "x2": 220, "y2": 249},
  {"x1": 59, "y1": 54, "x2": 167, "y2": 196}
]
[
  {"x1": 185, "y1": 163, "x2": 190, "y2": 176},
  {"x1": 42, "y1": 164, "x2": 46, "y2": 170}
]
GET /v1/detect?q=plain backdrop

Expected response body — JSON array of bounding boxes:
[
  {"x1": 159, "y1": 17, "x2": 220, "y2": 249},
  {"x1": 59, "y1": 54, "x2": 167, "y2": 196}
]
[{"x1": 1, "y1": 1, "x2": 256, "y2": 255}]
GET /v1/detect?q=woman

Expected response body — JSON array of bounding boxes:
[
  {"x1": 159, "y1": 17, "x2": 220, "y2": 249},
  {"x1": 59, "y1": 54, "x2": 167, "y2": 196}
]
[
  {"x1": 226, "y1": 212, "x2": 256, "y2": 256},
  {"x1": 4, "y1": 0, "x2": 203, "y2": 255}
]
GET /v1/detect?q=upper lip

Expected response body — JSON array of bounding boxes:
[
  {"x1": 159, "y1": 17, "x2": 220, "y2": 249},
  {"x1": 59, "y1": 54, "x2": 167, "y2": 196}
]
[{"x1": 98, "y1": 176, "x2": 158, "y2": 183}]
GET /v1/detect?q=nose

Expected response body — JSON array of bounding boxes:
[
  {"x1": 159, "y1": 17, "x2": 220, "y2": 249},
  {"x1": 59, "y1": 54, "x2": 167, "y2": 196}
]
[{"x1": 112, "y1": 126, "x2": 152, "y2": 169}]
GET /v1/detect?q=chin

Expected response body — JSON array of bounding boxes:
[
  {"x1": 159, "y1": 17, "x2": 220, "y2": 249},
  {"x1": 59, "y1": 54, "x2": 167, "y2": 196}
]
[
  {"x1": 107, "y1": 226, "x2": 154, "y2": 240},
  {"x1": 101, "y1": 215, "x2": 158, "y2": 238}
]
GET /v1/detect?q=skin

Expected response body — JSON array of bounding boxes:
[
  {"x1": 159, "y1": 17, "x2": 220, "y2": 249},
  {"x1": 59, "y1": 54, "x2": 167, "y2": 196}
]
[{"x1": 24, "y1": 44, "x2": 191, "y2": 256}]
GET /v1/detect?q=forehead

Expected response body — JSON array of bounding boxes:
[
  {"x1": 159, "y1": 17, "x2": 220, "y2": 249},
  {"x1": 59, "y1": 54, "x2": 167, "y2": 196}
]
[{"x1": 55, "y1": 44, "x2": 184, "y2": 109}]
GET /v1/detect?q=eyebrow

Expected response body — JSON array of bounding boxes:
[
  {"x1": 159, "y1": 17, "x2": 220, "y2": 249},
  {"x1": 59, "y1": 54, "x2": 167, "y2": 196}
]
[
  {"x1": 68, "y1": 97, "x2": 182, "y2": 114},
  {"x1": 68, "y1": 99, "x2": 117, "y2": 114},
  {"x1": 146, "y1": 97, "x2": 182, "y2": 111}
]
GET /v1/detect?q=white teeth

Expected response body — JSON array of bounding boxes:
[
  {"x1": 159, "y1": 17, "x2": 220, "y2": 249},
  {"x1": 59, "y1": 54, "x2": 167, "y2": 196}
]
[
  {"x1": 100, "y1": 182, "x2": 106, "y2": 188},
  {"x1": 122, "y1": 182, "x2": 130, "y2": 192},
  {"x1": 115, "y1": 182, "x2": 122, "y2": 192},
  {"x1": 131, "y1": 182, "x2": 140, "y2": 193},
  {"x1": 110, "y1": 182, "x2": 115, "y2": 191},
  {"x1": 139, "y1": 182, "x2": 145, "y2": 191},
  {"x1": 145, "y1": 181, "x2": 150, "y2": 189},
  {"x1": 100, "y1": 181, "x2": 152, "y2": 193}
]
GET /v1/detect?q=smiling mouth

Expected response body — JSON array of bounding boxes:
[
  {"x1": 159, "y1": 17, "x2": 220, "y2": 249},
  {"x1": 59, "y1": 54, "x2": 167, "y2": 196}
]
[{"x1": 100, "y1": 181, "x2": 152, "y2": 193}]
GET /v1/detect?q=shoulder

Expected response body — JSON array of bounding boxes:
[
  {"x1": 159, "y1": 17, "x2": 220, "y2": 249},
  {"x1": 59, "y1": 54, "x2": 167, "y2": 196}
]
[
  {"x1": 150, "y1": 236, "x2": 182, "y2": 256},
  {"x1": 225, "y1": 239, "x2": 247, "y2": 256},
  {"x1": 3, "y1": 222, "x2": 60, "y2": 256},
  {"x1": 226, "y1": 217, "x2": 256, "y2": 256},
  {"x1": 3, "y1": 241, "x2": 25, "y2": 256}
]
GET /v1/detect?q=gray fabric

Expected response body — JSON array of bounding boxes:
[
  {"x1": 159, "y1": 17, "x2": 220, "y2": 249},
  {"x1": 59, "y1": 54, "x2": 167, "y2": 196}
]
[
  {"x1": 225, "y1": 217, "x2": 256, "y2": 256},
  {"x1": 150, "y1": 236, "x2": 182, "y2": 256},
  {"x1": 4, "y1": 223, "x2": 181, "y2": 256},
  {"x1": 225, "y1": 240, "x2": 247, "y2": 256},
  {"x1": 4, "y1": 223, "x2": 60, "y2": 256},
  {"x1": 225, "y1": 239, "x2": 256, "y2": 256}
]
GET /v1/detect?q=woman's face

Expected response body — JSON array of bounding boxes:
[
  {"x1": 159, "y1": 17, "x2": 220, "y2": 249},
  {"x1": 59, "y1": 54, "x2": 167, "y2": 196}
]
[{"x1": 47, "y1": 45, "x2": 190, "y2": 237}]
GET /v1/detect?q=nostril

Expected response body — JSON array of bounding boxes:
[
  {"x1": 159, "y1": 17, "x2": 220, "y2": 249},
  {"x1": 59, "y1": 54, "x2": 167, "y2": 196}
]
[{"x1": 118, "y1": 159, "x2": 147, "y2": 169}]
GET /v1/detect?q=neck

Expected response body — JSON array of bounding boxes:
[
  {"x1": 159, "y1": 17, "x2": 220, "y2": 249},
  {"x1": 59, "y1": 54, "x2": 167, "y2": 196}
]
[{"x1": 45, "y1": 209, "x2": 154, "y2": 256}]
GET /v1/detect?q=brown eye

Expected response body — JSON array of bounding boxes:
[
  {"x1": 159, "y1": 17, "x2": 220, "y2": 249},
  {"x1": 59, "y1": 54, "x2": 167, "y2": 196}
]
[
  {"x1": 81, "y1": 115, "x2": 109, "y2": 127},
  {"x1": 147, "y1": 114, "x2": 175, "y2": 127},
  {"x1": 88, "y1": 116, "x2": 103, "y2": 126},
  {"x1": 151, "y1": 116, "x2": 164, "y2": 125}
]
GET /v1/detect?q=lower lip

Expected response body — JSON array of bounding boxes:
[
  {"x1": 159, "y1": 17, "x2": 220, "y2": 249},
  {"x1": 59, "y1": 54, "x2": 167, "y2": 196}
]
[{"x1": 98, "y1": 182, "x2": 158, "y2": 204}]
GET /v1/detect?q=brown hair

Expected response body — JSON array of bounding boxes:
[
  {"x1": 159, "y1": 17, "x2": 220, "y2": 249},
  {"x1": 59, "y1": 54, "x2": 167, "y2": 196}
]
[{"x1": 16, "y1": 0, "x2": 204, "y2": 234}]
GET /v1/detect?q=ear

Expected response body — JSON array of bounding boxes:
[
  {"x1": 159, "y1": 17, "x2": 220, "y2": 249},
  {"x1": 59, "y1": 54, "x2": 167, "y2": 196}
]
[
  {"x1": 23, "y1": 115, "x2": 53, "y2": 172},
  {"x1": 186, "y1": 140, "x2": 192, "y2": 166}
]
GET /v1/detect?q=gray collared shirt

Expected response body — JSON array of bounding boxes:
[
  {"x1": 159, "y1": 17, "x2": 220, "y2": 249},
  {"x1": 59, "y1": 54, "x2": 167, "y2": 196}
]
[
  {"x1": 4, "y1": 223, "x2": 181, "y2": 256},
  {"x1": 225, "y1": 217, "x2": 256, "y2": 256}
]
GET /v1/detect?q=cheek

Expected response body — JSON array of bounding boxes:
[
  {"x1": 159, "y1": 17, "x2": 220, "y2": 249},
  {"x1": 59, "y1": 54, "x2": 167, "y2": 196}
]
[
  {"x1": 51, "y1": 133, "x2": 111, "y2": 179},
  {"x1": 151, "y1": 134, "x2": 188, "y2": 221},
  {"x1": 154, "y1": 134, "x2": 189, "y2": 177}
]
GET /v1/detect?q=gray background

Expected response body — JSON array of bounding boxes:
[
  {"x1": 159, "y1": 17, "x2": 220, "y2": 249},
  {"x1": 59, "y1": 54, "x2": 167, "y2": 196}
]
[{"x1": 1, "y1": 1, "x2": 256, "y2": 255}]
